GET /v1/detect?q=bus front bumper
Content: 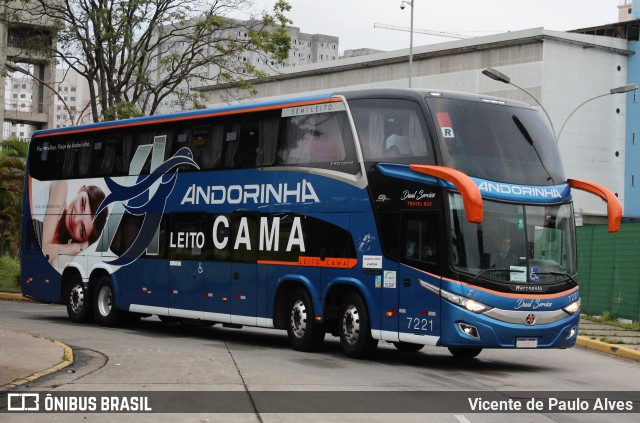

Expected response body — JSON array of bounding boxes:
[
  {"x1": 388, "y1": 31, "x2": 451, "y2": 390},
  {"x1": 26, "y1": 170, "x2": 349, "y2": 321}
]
[{"x1": 438, "y1": 301, "x2": 580, "y2": 349}]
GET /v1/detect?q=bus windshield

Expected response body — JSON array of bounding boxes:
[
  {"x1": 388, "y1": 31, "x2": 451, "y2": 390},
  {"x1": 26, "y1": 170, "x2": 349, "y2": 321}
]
[
  {"x1": 448, "y1": 193, "x2": 577, "y2": 284},
  {"x1": 426, "y1": 96, "x2": 565, "y2": 186}
]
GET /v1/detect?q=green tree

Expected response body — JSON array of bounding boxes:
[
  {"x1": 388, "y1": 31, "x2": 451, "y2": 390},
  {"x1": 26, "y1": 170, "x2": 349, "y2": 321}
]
[
  {"x1": 0, "y1": 138, "x2": 28, "y2": 257},
  {"x1": 2, "y1": 0, "x2": 292, "y2": 121}
]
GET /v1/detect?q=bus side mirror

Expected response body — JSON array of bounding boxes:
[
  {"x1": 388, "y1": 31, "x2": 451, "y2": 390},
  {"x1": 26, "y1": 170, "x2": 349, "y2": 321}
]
[{"x1": 568, "y1": 179, "x2": 622, "y2": 233}]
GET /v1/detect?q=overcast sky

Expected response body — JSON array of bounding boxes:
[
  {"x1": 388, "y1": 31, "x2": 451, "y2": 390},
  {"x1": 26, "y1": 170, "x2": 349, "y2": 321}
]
[{"x1": 249, "y1": 0, "x2": 627, "y2": 54}]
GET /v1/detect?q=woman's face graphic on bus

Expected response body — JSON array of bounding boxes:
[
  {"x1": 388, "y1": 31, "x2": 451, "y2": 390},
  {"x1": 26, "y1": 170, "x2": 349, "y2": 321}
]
[{"x1": 64, "y1": 187, "x2": 96, "y2": 243}]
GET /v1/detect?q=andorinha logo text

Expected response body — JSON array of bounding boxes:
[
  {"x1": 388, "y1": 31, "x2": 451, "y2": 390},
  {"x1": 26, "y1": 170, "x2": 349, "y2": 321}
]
[
  {"x1": 477, "y1": 181, "x2": 562, "y2": 199},
  {"x1": 181, "y1": 180, "x2": 320, "y2": 206}
]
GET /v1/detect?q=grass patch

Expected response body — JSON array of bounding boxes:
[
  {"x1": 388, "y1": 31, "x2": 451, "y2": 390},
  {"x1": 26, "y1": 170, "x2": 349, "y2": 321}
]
[
  {"x1": 599, "y1": 337, "x2": 624, "y2": 345},
  {"x1": 582, "y1": 313, "x2": 640, "y2": 331},
  {"x1": 0, "y1": 255, "x2": 20, "y2": 291}
]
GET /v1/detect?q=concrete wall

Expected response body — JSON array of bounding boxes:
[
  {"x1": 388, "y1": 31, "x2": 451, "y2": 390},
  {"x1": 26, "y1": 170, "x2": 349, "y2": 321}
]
[
  {"x1": 201, "y1": 28, "x2": 631, "y2": 218},
  {"x1": 624, "y1": 7, "x2": 640, "y2": 216},
  {"x1": 543, "y1": 40, "x2": 629, "y2": 219}
]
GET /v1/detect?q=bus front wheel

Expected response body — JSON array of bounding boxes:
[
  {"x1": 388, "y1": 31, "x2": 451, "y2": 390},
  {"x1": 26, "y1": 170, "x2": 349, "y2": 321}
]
[
  {"x1": 338, "y1": 292, "x2": 378, "y2": 358},
  {"x1": 93, "y1": 277, "x2": 121, "y2": 327},
  {"x1": 286, "y1": 288, "x2": 325, "y2": 352},
  {"x1": 448, "y1": 347, "x2": 482, "y2": 359},
  {"x1": 66, "y1": 274, "x2": 92, "y2": 323}
]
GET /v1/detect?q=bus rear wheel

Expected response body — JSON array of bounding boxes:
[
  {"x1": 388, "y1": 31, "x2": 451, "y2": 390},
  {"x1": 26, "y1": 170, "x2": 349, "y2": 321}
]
[
  {"x1": 93, "y1": 276, "x2": 121, "y2": 327},
  {"x1": 286, "y1": 288, "x2": 325, "y2": 352},
  {"x1": 66, "y1": 274, "x2": 92, "y2": 323},
  {"x1": 338, "y1": 292, "x2": 378, "y2": 358},
  {"x1": 448, "y1": 347, "x2": 482, "y2": 359}
]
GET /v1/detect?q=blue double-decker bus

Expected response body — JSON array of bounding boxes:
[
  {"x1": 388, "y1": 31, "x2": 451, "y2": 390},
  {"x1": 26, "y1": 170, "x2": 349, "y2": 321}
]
[{"x1": 21, "y1": 88, "x2": 621, "y2": 358}]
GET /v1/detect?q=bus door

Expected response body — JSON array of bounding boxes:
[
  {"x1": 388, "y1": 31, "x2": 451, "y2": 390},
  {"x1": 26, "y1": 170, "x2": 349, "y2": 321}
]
[
  {"x1": 202, "y1": 263, "x2": 231, "y2": 322},
  {"x1": 168, "y1": 214, "x2": 206, "y2": 319},
  {"x1": 397, "y1": 211, "x2": 441, "y2": 343},
  {"x1": 229, "y1": 215, "x2": 258, "y2": 325}
]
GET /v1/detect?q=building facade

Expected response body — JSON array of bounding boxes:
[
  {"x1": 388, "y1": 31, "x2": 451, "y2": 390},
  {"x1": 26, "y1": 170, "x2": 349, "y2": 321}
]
[
  {"x1": 0, "y1": 0, "x2": 56, "y2": 136},
  {"x1": 153, "y1": 21, "x2": 339, "y2": 114},
  {"x1": 198, "y1": 27, "x2": 634, "y2": 222}
]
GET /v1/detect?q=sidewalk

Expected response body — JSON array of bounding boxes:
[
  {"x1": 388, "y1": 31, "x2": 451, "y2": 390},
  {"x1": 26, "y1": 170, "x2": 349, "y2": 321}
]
[
  {"x1": 0, "y1": 292, "x2": 74, "y2": 392},
  {"x1": 0, "y1": 329, "x2": 73, "y2": 391},
  {"x1": 0, "y1": 292, "x2": 638, "y2": 391},
  {"x1": 576, "y1": 318, "x2": 640, "y2": 361}
]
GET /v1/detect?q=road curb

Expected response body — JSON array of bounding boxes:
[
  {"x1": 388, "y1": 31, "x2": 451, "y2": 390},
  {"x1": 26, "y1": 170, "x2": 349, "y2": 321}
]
[
  {"x1": 0, "y1": 292, "x2": 33, "y2": 302},
  {"x1": 576, "y1": 335, "x2": 640, "y2": 363},
  {"x1": 4, "y1": 336, "x2": 74, "y2": 390}
]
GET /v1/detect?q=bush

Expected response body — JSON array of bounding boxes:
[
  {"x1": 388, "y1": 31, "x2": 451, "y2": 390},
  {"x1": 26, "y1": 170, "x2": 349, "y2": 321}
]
[{"x1": 0, "y1": 255, "x2": 20, "y2": 291}]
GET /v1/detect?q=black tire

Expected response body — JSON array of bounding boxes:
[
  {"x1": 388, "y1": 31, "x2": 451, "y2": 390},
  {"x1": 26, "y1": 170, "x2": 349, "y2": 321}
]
[
  {"x1": 448, "y1": 347, "x2": 482, "y2": 359},
  {"x1": 393, "y1": 341, "x2": 424, "y2": 352},
  {"x1": 93, "y1": 276, "x2": 121, "y2": 327},
  {"x1": 65, "y1": 274, "x2": 93, "y2": 323},
  {"x1": 338, "y1": 291, "x2": 378, "y2": 358},
  {"x1": 286, "y1": 287, "x2": 325, "y2": 352}
]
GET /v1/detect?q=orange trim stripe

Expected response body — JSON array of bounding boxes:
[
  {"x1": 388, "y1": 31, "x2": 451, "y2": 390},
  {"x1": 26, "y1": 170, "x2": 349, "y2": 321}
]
[
  {"x1": 33, "y1": 97, "x2": 343, "y2": 139},
  {"x1": 258, "y1": 257, "x2": 358, "y2": 269},
  {"x1": 456, "y1": 280, "x2": 579, "y2": 300},
  {"x1": 569, "y1": 178, "x2": 622, "y2": 233},
  {"x1": 404, "y1": 265, "x2": 579, "y2": 300},
  {"x1": 409, "y1": 164, "x2": 483, "y2": 224}
]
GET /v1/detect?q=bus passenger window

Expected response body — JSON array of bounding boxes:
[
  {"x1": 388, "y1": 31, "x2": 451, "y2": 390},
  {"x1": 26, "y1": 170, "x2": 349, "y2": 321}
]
[
  {"x1": 115, "y1": 133, "x2": 133, "y2": 175},
  {"x1": 224, "y1": 119, "x2": 258, "y2": 169},
  {"x1": 348, "y1": 98, "x2": 433, "y2": 164},
  {"x1": 170, "y1": 123, "x2": 222, "y2": 171},
  {"x1": 277, "y1": 110, "x2": 358, "y2": 174},
  {"x1": 223, "y1": 126, "x2": 240, "y2": 168},
  {"x1": 257, "y1": 115, "x2": 279, "y2": 166},
  {"x1": 78, "y1": 142, "x2": 92, "y2": 177},
  {"x1": 200, "y1": 124, "x2": 224, "y2": 170},
  {"x1": 62, "y1": 145, "x2": 77, "y2": 178},
  {"x1": 191, "y1": 124, "x2": 221, "y2": 170}
]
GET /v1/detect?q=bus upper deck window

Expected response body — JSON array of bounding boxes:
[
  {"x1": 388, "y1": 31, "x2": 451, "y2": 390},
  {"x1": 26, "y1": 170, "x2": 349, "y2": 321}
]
[{"x1": 349, "y1": 98, "x2": 433, "y2": 164}]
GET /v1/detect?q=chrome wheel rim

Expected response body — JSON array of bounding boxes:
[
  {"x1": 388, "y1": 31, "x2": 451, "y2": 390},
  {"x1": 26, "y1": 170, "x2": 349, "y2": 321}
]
[
  {"x1": 290, "y1": 299, "x2": 308, "y2": 339},
  {"x1": 97, "y1": 286, "x2": 113, "y2": 317},
  {"x1": 341, "y1": 304, "x2": 360, "y2": 346},
  {"x1": 69, "y1": 284, "x2": 84, "y2": 314}
]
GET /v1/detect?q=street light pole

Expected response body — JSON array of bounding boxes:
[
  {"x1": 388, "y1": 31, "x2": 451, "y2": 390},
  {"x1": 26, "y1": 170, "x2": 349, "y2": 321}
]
[
  {"x1": 556, "y1": 83, "x2": 638, "y2": 143},
  {"x1": 482, "y1": 67, "x2": 556, "y2": 138},
  {"x1": 401, "y1": 0, "x2": 414, "y2": 88},
  {"x1": 482, "y1": 67, "x2": 638, "y2": 145}
]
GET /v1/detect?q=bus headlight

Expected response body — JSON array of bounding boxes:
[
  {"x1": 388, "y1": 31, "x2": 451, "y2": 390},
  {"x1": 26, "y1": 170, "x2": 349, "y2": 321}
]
[
  {"x1": 462, "y1": 299, "x2": 490, "y2": 313},
  {"x1": 563, "y1": 299, "x2": 581, "y2": 315},
  {"x1": 420, "y1": 280, "x2": 492, "y2": 314}
]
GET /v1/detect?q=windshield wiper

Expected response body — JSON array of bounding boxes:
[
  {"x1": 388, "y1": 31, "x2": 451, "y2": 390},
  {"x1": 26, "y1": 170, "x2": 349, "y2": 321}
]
[
  {"x1": 471, "y1": 268, "x2": 524, "y2": 283},
  {"x1": 534, "y1": 271, "x2": 577, "y2": 285}
]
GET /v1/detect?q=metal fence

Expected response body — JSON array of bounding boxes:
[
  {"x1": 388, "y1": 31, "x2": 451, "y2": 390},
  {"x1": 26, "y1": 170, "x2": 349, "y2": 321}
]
[{"x1": 577, "y1": 223, "x2": 640, "y2": 321}]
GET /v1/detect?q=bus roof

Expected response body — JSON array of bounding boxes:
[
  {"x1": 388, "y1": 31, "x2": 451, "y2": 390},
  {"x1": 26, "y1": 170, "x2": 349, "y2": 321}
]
[
  {"x1": 32, "y1": 88, "x2": 535, "y2": 139},
  {"x1": 336, "y1": 88, "x2": 535, "y2": 109},
  {"x1": 31, "y1": 92, "x2": 335, "y2": 139}
]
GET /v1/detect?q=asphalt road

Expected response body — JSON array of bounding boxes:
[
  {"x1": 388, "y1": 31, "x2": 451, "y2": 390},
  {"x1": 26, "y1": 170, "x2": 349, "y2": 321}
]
[{"x1": 1, "y1": 300, "x2": 639, "y2": 422}]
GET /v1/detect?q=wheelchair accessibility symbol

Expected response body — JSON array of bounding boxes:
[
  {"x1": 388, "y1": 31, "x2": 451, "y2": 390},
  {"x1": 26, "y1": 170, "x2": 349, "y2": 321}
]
[{"x1": 529, "y1": 267, "x2": 539, "y2": 281}]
